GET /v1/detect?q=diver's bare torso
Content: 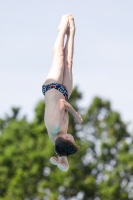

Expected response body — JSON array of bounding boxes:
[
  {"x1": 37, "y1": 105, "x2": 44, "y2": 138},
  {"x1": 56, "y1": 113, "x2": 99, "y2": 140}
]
[{"x1": 44, "y1": 88, "x2": 69, "y2": 143}]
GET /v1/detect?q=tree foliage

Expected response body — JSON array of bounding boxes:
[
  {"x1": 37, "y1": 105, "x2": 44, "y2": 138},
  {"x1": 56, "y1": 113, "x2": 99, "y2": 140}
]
[{"x1": 0, "y1": 86, "x2": 133, "y2": 200}]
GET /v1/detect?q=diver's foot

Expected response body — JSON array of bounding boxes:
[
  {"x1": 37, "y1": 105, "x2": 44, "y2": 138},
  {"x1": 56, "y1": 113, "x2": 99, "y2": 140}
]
[
  {"x1": 58, "y1": 14, "x2": 69, "y2": 34},
  {"x1": 68, "y1": 14, "x2": 75, "y2": 34}
]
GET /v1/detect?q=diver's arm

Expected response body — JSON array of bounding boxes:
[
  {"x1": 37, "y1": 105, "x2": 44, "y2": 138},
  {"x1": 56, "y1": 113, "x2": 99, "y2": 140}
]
[{"x1": 62, "y1": 99, "x2": 83, "y2": 124}]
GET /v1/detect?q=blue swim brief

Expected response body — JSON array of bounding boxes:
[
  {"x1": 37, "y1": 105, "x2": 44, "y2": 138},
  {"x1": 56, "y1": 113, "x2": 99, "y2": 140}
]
[{"x1": 42, "y1": 82, "x2": 68, "y2": 101}]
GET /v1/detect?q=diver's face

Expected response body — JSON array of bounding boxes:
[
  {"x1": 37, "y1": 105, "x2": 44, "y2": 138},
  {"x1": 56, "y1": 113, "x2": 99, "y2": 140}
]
[{"x1": 63, "y1": 133, "x2": 75, "y2": 143}]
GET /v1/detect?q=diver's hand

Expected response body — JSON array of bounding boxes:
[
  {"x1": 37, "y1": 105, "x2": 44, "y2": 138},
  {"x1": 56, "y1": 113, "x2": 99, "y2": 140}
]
[{"x1": 74, "y1": 113, "x2": 83, "y2": 124}]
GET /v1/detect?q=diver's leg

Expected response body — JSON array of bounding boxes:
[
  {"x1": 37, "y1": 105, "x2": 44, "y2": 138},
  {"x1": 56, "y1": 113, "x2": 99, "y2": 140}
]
[
  {"x1": 62, "y1": 14, "x2": 75, "y2": 97},
  {"x1": 44, "y1": 14, "x2": 69, "y2": 84}
]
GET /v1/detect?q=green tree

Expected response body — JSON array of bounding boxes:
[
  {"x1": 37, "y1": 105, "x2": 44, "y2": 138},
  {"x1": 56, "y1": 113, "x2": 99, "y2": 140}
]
[
  {"x1": 82, "y1": 97, "x2": 133, "y2": 200},
  {"x1": 0, "y1": 87, "x2": 133, "y2": 200}
]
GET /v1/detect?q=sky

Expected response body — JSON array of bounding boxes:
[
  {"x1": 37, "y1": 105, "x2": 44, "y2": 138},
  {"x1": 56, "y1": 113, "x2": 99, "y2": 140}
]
[{"x1": 0, "y1": 0, "x2": 133, "y2": 131}]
